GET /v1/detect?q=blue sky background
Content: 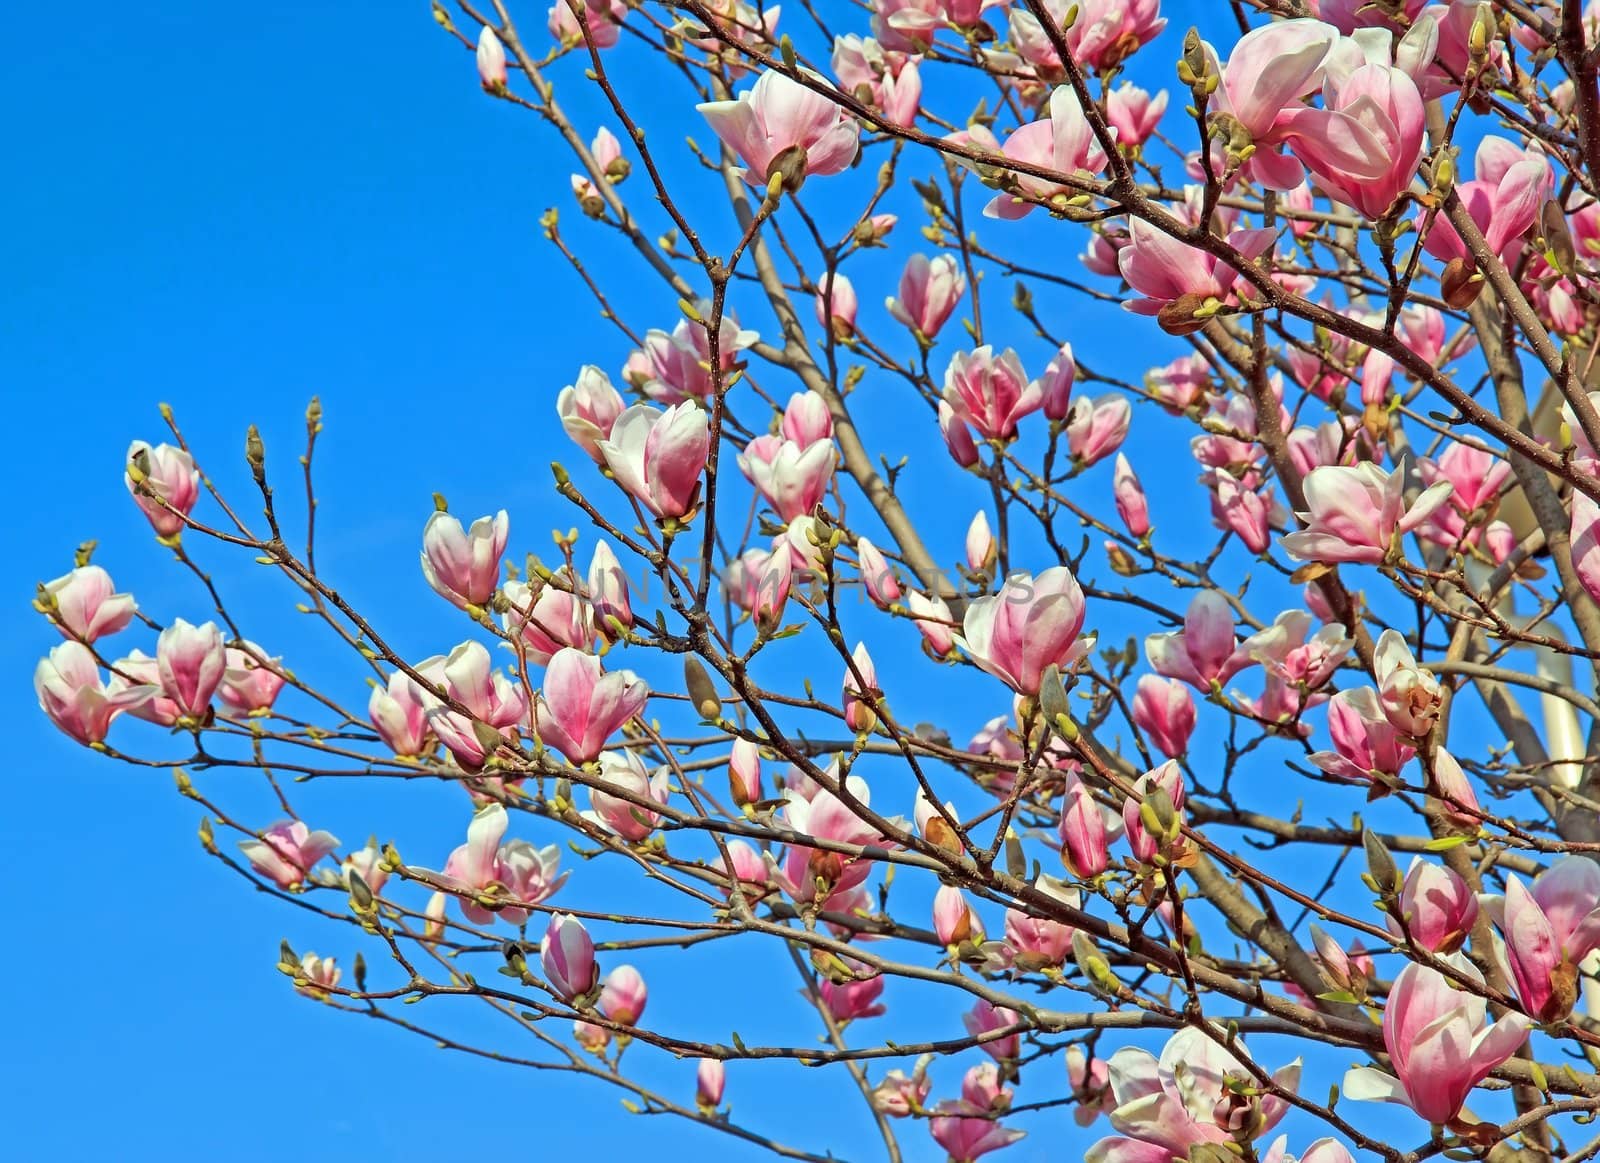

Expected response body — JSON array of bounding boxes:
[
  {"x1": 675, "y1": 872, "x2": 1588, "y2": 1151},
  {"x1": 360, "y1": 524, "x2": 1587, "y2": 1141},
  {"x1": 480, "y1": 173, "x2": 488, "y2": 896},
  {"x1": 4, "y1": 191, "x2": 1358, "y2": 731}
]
[{"x1": 3, "y1": 2, "x2": 1516, "y2": 1160}]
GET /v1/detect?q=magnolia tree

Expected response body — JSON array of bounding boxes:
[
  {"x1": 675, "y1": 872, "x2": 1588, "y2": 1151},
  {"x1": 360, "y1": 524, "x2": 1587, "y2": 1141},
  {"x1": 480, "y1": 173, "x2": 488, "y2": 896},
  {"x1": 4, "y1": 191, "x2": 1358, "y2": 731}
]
[{"x1": 35, "y1": 0, "x2": 1600, "y2": 1158}]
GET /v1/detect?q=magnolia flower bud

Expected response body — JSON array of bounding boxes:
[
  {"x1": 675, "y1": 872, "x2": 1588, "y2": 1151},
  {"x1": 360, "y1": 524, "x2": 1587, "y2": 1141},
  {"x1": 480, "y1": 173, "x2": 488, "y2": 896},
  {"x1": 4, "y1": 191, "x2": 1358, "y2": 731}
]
[
  {"x1": 1362, "y1": 829, "x2": 1401, "y2": 899},
  {"x1": 684, "y1": 656, "x2": 722, "y2": 720}
]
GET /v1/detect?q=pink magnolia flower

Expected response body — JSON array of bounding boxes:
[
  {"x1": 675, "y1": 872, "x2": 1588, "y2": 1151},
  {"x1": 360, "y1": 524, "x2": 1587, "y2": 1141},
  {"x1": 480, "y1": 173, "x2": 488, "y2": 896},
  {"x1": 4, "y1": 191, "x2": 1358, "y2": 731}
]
[
  {"x1": 909, "y1": 590, "x2": 958, "y2": 657},
  {"x1": 1280, "y1": 30, "x2": 1430, "y2": 219},
  {"x1": 1393, "y1": 858, "x2": 1479, "y2": 953},
  {"x1": 217, "y1": 641, "x2": 287, "y2": 716},
  {"x1": 856, "y1": 536, "x2": 902, "y2": 608},
  {"x1": 1033, "y1": 342, "x2": 1077, "y2": 422},
  {"x1": 1062, "y1": 0, "x2": 1165, "y2": 70},
  {"x1": 696, "y1": 1058, "x2": 727, "y2": 1111},
  {"x1": 294, "y1": 952, "x2": 340, "y2": 999},
  {"x1": 624, "y1": 310, "x2": 759, "y2": 404},
  {"x1": 412, "y1": 642, "x2": 528, "y2": 768},
  {"x1": 1310, "y1": 0, "x2": 1428, "y2": 34},
  {"x1": 939, "y1": 401, "x2": 982, "y2": 468},
  {"x1": 1068, "y1": 1046, "x2": 1117, "y2": 1126},
  {"x1": 126, "y1": 440, "x2": 200, "y2": 537},
  {"x1": 957, "y1": 566, "x2": 1092, "y2": 695},
  {"x1": 586, "y1": 749, "x2": 671, "y2": 841},
  {"x1": 1344, "y1": 956, "x2": 1532, "y2": 1125},
  {"x1": 1086, "y1": 1026, "x2": 1301, "y2": 1161},
  {"x1": 533, "y1": 648, "x2": 649, "y2": 765},
  {"x1": 1146, "y1": 590, "x2": 1252, "y2": 691},
  {"x1": 541, "y1": 913, "x2": 598, "y2": 1000},
  {"x1": 587, "y1": 541, "x2": 633, "y2": 637},
  {"x1": 1397, "y1": 302, "x2": 1471, "y2": 366},
  {"x1": 782, "y1": 391, "x2": 833, "y2": 446},
  {"x1": 597, "y1": 401, "x2": 711, "y2": 521},
  {"x1": 1281, "y1": 460, "x2": 1453, "y2": 564},
  {"x1": 341, "y1": 838, "x2": 390, "y2": 897},
  {"x1": 1264, "y1": 1138, "x2": 1357, "y2": 1163},
  {"x1": 558, "y1": 365, "x2": 628, "y2": 461},
  {"x1": 697, "y1": 70, "x2": 859, "y2": 187},
  {"x1": 41, "y1": 566, "x2": 136, "y2": 642},
  {"x1": 1131, "y1": 674, "x2": 1196, "y2": 758},
  {"x1": 1429, "y1": 745, "x2": 1483, "y2": 830},
  {"x1": 1372, "y1": 629, "x2": 1442, "y2": 737},
  {"x1": 983, "y1": 87, "x2": 1111, "y2": 220},
  {"x1": 36, "y1": 641, "x2": 154, "y2": 744},
  {"x1": 738, "y1": 433, "x2": 836, "y2": 521},
  {"x1": 1112, "y1": 454, "x2": 1150, "y2": 538},
  {"x1": 818, "y1": 961, "x2": 887, "y2": 1023},
  {"x1": 728, "y1": 738, "x2": 763, "y2": 807},
  {"x1": 871, "y1": 1058, "x2": 932, "y2": 1116},
  {"x1": 887, "y1": 253, "x2": 965, "y2": 339},
  {"x1": 965, "y1": 511, "x2": 996, "y2": 575},
  {"x1": 1192, "y1": 390, "x2": 1271, "y2": 473},
  {"x1": 1311, "y1": 687, "x2": 1415, "y2": 783},
  {"x1": 1080, "y1": 228, "x2": 1128, "y2": 277},
  {"x1": 239, "y1": 820, "x2": 340, "y2": 889},
  {"x1": 1281, "y1": 179, "x2": 1318, "y2": 236},
  {"x1": 963, "y1": 1000, "x2": 1022, "y2": 1062},
  {"x1": 778, "y1": 774, "x2": 896, "y2": 905},
  {"x1": 814, "y1": 271, "x2": 858, "y2": 338},
  {"x1": 476, "y1": 26, "x2": 507, "y2": 89},
  {"x1": 369, "y1": 670, "x2": 431, "y2": 756},
  {"x1": 1119, "y1": 219, "x2": 1276, "y2": 329},
  {"x1": 1065, "y1": 394, "x2": 1131, "y2": 467},
  {"x1": 1420, "y1": 441, "x2": 1504, "y2": 553},
  {"x1": 548, "y1": 0, "x2": 626, "y2": 49},
  {"x1": 934, "y1": 884, "x2": 983, "y2": 946},
  {"x1": 1010, "y1": 0, "x2": 1163, "y2": 76},
  {"x1": 842, "y1": 641, "x2": 880, "y2": 733},
  {"x1": 598, "y1": 964, "x2": 647, "y2": 1025},
  {"x1": 1244, "y1": 607, "x2": 1348, "y2": 678},
  {"x1": 1106, "y1": 82, "x2": 1167, "y2": 150},
  {"x1": 1210, "y1": 469, "x2": 1274, "y2": 554},
  {"x1": 1306, "y1": 924, "x2": 1374, "y2": 1001},
  {"x1": 1123, "y1": 760, "x2": 1187, "y2": 864},
  {"x1": 573, "y1": 1020, "x2": 610, "y2": 1054},
  {"x1": 830, "y1": 34, "x2": 921, "y2": 127},
  {"x1": 871, "y1": 0, "x2": 941, "y2": 53},
  {"x1": 1421, "y1": 137, "x2": 1552, "y2": 266},
  {"x1": 1208, "y1": 18, "x2": 1341, "y2": 189},
  {"x1": 502, "y1": 571, "x2": 594, "y2": 665},
  {"x1": 438, "y1": 803, "x2": 568, "y2": 925},
  {"x1": 942, "y1": 0, "x2": 1005, "y2": 28},
  {"x1": 779, "y1": 514, "x2": 830, "y2": 575},
  {"x1": 155, "y1": 618, "x2": 226, "y2": 720},
  {"x1": 1059, "y1": 771, "x2": 1117, "y2": 878},
  {"x1": 1003, "y1": 900, "x2": 1075, "y2": 967},
  {"x1": 687, "y1": 0, "x2": 782, "y2": 67},
  {"x1": 1499, "y1": 858, "x2": 1600, "y2": 1021},
  {"x1": 1146, "y1": 352, "x2": 1213, "y2": 413},
  {"x1": 725, "y1": 545, "x2": 793, "y2": 627},
  {"x1": 929, "y1": 1104, "x2": 1026, "y2": 1162},
  {"x1": 421, "y1": 509, "x2": 508, "y2": 610},
  {"x1": 93, "y1": 653, "x2": 181, "y2": 725},
  {"x1": 1572, "y1": 490, "x2": 1600, "y2": 606},
  {"x1": 123, "y1": 441, "x2": 200, "y2": 540},
  {"x1": 943, "y1": 346, "x2": 1039, "y2": 443},
  {"x1": 1287, "y1": 419, "x2": 1364, "y2": 478},
  {"x1": 571, "y1": 126, "x2": 624, "y2": 207}
]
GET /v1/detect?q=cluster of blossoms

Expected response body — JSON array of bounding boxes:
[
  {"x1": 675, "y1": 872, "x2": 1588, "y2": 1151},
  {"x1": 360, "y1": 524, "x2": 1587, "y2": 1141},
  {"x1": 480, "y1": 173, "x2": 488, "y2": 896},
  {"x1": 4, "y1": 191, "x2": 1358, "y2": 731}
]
[{"x1": 41, "y1": 0, "x2": 1600, "y2": 1158}]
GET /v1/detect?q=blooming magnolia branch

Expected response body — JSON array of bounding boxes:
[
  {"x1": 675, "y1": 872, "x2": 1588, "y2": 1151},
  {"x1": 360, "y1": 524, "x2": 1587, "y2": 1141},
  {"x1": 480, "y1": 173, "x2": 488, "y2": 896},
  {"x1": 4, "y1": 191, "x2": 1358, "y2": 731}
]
[{"x1": 39, "y1": 0, "x2": 1600, "y2": 1160}]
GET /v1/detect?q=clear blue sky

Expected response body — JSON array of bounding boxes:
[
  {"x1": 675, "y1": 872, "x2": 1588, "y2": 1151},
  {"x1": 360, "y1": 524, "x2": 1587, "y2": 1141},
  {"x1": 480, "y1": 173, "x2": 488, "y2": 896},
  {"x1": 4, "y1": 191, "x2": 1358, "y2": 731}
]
[{"x1": 4, "y1": 3, "x2": 1458, "y2": 1160}]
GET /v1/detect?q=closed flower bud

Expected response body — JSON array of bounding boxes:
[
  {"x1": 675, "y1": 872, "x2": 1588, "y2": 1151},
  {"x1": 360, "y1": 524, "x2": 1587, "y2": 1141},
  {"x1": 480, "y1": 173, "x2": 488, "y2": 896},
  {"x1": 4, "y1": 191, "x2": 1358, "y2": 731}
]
[
  {"x1": 541, "y1": 913, "x2": 598, "y2": 1001},
  {"x1": 477, "y1": 27, "x2": 508, "y2": 91}
]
